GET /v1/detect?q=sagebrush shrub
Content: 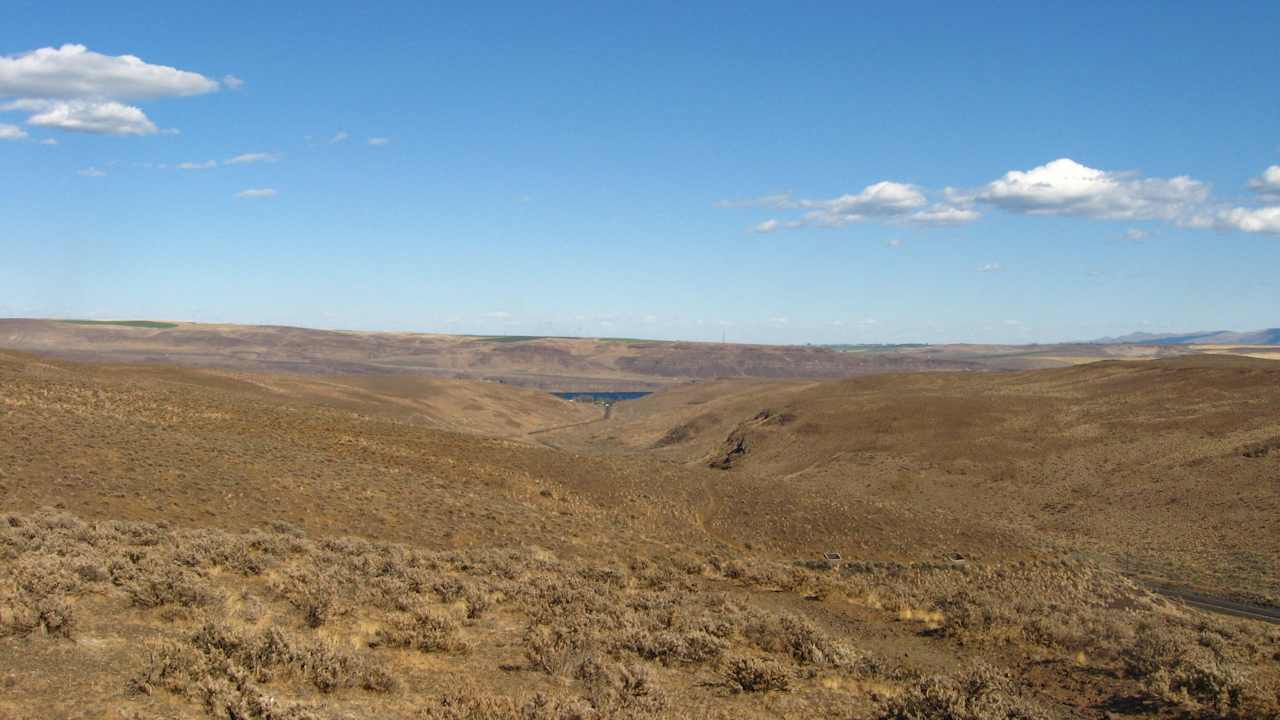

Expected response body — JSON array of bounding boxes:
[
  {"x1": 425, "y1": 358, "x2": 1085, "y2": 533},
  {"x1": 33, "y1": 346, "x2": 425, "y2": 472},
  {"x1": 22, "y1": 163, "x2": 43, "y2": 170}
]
[
  {"x1": 722, "y1": 655, "x2": 790, "y2": 693},
  {"x1": 372, "y1": 607, "x2": 467, "y2": 654},
  {"x1": 878, "y1": 663, "x2": 1049, "y2": 720}
]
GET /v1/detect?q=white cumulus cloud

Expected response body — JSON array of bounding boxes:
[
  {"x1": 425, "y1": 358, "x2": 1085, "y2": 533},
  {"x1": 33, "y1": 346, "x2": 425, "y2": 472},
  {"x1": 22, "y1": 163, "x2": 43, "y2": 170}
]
[
  {"x1": 802, "y1": 181, "x2": 928, "y2": 226},
  {"x1": 1248, "y1": 165, "x2": 1280, "y2": 201},
  {"x1": 975, "y1": 158, "x2": 1208, "y2": 220},
  {"x1": 3, "y1": 98, "x2": 157, "y2": 135},
  {"x1": 0, "y1": 44, "x2": 219, "y2": 99},
  {"x1": 0, "y1": 45, "x2": 224, "y2": 136},
  {"x1": 720, "y1": 182, "x2": 977, "y2": 233},
  {"x1": 1215, "y1": 206, "x2": 1280, "y2": 235},
  {"x1": 909, "y1": 204, "x2": 981, "y2": 225},
  {"x1": 0, "y1": 123, "x2": 26, "y2": 140},
  {"x1": 235, "y1": 188, "x2": 277, "y2": 198},
  {"x1": 718, "y1": 157, "x2": 1280, "y2": 239},
  {"x1": 1178, "y1": 164, "x2": 1280, "y2": 235}
]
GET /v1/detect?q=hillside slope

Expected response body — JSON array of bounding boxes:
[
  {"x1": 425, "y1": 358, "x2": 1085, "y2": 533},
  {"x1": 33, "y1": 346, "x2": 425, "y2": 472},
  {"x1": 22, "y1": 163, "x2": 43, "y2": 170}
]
[
  {"x1": 2, "y1": 351, "x2": 1279, "y2": 718},
  {"x1": 0, "y1": 318, "x2": 988, "y2": 389},
  {"x1": 547, "y1": 356, "x2": 1280, "y2": 606}
]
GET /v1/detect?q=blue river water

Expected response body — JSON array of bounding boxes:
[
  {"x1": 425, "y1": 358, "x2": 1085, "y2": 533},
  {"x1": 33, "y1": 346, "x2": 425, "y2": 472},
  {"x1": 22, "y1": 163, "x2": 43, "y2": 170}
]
[{"x1": 553, "y1": 391, "x2": 652, "y2": 402}]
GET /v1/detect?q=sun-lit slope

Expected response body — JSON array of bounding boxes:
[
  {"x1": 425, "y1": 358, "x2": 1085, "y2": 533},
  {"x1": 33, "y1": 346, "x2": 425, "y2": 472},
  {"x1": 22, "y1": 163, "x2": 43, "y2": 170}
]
[
  {"x1": 551, "y1": 356, "x2": 1280, "y2": 605},
  {"x1": 0, "y1": 350, "x2": 1035, "y2": 569},
  {"x1": 0, "y1": 350, "x2": 692, "y2": 554},
  {"x1": 89, "y1": 363, "x2": 602, "y2": 437},
  {"x1": 0, "y1": 318, "x2": 984, "y2": 389}
]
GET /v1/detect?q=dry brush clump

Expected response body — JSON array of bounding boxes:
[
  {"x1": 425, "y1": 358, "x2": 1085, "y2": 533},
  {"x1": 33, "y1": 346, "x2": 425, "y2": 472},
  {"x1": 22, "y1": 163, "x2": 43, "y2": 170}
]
[
  {"x1": 877, "y1": 663, "x2": 1050, "y2": 720},
  {"x1": 419, "y1": 692, "x2": 596, "y2": 720},
  {"x1": 1, "y1": 512, "x2": 113, "y2": 639},
  {"x1": 372, "y1": 604, "x2": 468, "y2": 653},
  {"x1": 130, "y1": 622, "x2": 397, "y2": 718},
  {"x1": 1120, "y1": 619, "x2": 1279, "y2": 718},
  {"x1": 721, "y1": 654, "x2": 791, "y2": 693}
]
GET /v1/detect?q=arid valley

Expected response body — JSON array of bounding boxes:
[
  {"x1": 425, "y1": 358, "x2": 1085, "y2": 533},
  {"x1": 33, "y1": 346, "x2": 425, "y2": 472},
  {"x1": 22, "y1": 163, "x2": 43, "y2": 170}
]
[{"x1": 2, "y1": 320, "x2": 1278, "y2": 719}]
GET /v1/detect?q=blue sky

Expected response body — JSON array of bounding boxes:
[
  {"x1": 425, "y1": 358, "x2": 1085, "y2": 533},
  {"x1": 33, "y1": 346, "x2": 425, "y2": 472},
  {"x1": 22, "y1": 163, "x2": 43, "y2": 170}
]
[{"x1": 3, "y1": 2, "x2": 1278, "y2": 344}]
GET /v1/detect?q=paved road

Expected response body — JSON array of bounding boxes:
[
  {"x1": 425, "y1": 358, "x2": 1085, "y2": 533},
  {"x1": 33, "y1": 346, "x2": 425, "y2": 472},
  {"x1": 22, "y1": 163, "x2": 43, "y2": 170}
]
[{"x1": 1148, "y1": 586, "x2": 1280, "y2": 625}]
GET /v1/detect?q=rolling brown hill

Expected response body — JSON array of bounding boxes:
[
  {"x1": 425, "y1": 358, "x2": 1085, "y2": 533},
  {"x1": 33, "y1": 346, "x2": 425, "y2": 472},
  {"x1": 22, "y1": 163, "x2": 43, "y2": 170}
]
[
  {"x1": 545, "y1": 356, "x2": 1280, "y2": 608},
  {"x1": 2, "y1": 350, "x2": 1278, "y2": 718},
  {"x1": 3, "y1": 317, "x2": 1238, "y2": 391},
  {"x1": 0, "y1": 318, "x2": 994, "y2": 389},
  {"x1": 0, "y1": 350, "x2": 1025, "y2": 565}
]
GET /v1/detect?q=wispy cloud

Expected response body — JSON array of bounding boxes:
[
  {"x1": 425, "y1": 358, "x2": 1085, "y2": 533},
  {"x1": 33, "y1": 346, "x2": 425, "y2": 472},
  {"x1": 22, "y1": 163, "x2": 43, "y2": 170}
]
[
  {"x1": 175, "y1": 152, "x2": 280, "y2": 171},
  {"x1": 222, "y1": 74, "x2": 245, "y2": 90},
  {"x1": 714, "y1": 192, "x2": 794, "y2": 209},
  {"x1": 1122, "y1": 228, "x2": 1150, "y2": 241},
  {"x1": 77, "y1": 167, "x2": 106, "y2": 177},
  {"x1": 330, "y1": 130, "x2": 349, "y2": 143},
  {"x1": 367, "y1": 137, "x2": 390, "y2": 146},
  {"x1": 977, "y1": 262, "x2": 1003, "y2": 273},
  {"x1": 234, "y1": 188, "x2": 277, "y2": 198},
  {"x1": 751, "y1": 219, "x2": 804, "y2": 234},
  {"x1": 225, "y1": 152, "x2": 279, "y2": 165},
  {"x1": 0, "y1": 123, "x2": 26, "y2": 140}
]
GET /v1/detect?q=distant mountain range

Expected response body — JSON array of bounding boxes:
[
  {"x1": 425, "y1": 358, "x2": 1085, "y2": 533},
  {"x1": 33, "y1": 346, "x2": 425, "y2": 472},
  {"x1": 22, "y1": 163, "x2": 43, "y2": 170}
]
[{"x1": 1093, "y1": 328, "x2": 1280, "y2": 345}]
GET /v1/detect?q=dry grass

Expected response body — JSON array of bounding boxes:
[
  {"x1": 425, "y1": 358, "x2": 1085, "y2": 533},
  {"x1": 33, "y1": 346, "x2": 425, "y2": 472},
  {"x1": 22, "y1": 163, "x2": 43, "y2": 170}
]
[
  {"x1": 1, "y1": 509, "x2": 1277, "y2": 718},
  {"x1": 4, "y1": 350, "x2": 1280, "y2": 718}
]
